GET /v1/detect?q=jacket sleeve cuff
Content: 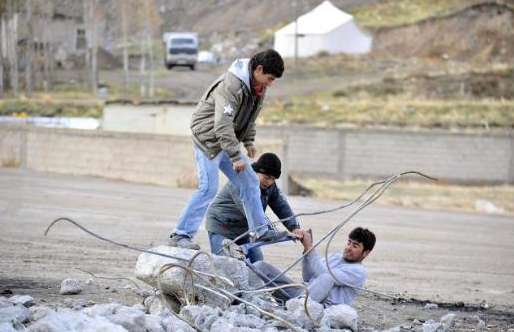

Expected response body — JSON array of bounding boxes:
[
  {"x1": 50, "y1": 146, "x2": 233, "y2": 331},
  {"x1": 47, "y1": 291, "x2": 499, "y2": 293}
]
[
  {"x1": 243, "y1": 141, "x2": 254, "y2": 147},
  {"x1": 229, "y1": 151, "x2": 242, "y2": 163},
  {"x1": 286, "y1": 223, "x2": 300, "y2": 232}
]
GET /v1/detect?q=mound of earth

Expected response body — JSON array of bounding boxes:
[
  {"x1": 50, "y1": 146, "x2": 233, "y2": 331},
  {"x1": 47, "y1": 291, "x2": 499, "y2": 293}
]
[{"x1": 371, "y1": 2, "x2": 514, "y2": 63}]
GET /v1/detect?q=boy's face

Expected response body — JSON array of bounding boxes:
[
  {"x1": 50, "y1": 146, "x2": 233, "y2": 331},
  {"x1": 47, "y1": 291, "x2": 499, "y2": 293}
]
[
  {"x1": 253, "y1": 65, "x2": 277, "y2": 88},
  {"x1": 257, "y1": 172, "x2": 276, "y2": 189},
  {"x1": 343, "y1": 238, "x2": 370, "y2": 262}
]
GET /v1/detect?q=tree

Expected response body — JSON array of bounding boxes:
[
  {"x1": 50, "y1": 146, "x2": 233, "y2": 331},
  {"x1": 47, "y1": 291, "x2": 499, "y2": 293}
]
[
  {"x1": 83, "y1": 0, "x2": 100, "y2": 94},
  {"x1": 121, "y1": 0, "x2": 129, "y2": 93},
  {"x1": 25, "y1": 0, "x2": 33, "y2": 97},
  {"x1": 7, "y1": 0, "x2": 19, "y2": 96}
]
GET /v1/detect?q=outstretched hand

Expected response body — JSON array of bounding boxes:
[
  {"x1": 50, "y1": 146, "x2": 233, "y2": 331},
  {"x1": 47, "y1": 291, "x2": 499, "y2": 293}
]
[{"x1": 291, "y1": 228, "x2": 313, "y2": 252}]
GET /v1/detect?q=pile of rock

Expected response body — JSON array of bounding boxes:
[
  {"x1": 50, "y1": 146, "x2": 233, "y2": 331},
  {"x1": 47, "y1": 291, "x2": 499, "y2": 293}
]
[
  {"x1": 0, "y1": 246, "x2": 463, "y2": 331},
  {"x1": 0, "y1": 292, "x2": 359, "y2": 332}
]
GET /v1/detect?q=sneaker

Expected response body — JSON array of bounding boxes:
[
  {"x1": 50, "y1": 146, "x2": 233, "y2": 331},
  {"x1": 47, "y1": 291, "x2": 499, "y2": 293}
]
[
  {"x1": 167, "y1": 234, "x2": 200, "y2": 250},
  {"x1": 254, "y1": 229, "x2": 289, "y2": 242}
]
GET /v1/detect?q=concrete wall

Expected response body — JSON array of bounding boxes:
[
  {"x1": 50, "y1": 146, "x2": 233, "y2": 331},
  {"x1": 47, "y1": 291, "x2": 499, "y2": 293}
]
[
  {"x1": 0, "y1": 124, "x2": 284, "y2": 189},
  {"x1": 1, "y1": 123, "x2": 513, "y2": 186},
  {"x1": 259, "y1": 125, "x2": 514, "y2": 184},
  {"x1": 103, "y1": 102, "x2": 195, "y2": 136},
  {"x1": 0, "y1": 125, "x2": 24, "y2": 168}
]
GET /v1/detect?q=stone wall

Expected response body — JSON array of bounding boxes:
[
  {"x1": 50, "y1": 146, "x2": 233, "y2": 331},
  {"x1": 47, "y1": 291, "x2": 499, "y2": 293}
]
[
  {"x1": 259, "y1": 125, "x2": 514, "y2": 184},
  {"x1": 1, "y1": 123, "x2": 513, "y2": 186},
  {"x1": 0, "y1": 124, "x2": 284, "y2": 189}
]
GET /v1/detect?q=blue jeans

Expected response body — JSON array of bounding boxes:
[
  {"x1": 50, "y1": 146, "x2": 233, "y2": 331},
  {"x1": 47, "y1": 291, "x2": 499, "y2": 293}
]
[
  {"x1": 173, "y1": 143, "x2": 267, "y2": 238},
  {"x1": 208, "y1": 231, "x2": 263, "y2": 263},
  {"x1": 253, "y1": 261, "x2": 333, "y2": 305}
]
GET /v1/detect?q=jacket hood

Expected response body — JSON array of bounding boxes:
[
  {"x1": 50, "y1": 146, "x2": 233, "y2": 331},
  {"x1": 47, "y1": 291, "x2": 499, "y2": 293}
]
[{"x1": 228, "y1": 58, "x2": 251, "y2": 91}]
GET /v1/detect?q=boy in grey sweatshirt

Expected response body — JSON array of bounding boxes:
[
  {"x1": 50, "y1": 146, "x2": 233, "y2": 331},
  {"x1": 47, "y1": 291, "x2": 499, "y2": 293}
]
[{"x1": 254, "y1": 227, "x2": 376, "y2": 306}]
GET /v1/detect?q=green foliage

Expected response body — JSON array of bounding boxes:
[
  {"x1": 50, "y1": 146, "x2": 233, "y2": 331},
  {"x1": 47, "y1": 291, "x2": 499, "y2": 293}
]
[{"x1": 350, "y1": 0, "x2": 473, "y2": 27}]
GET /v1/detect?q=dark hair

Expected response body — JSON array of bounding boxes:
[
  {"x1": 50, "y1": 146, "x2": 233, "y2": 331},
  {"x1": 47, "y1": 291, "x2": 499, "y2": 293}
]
[
  {"x1": 349, "y1": 227, "x2": 376, "y2": 252},
  {"x1": 250, "y1": 49, "x2": 284, "y2": 78}
]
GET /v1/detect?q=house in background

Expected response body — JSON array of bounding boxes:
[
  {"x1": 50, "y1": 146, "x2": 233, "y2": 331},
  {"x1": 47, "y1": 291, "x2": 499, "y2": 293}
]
[
  {"x1": 274, "y1": 0, "x2": 372, "y2": 58},
  {"x1": 102, "y1": 100, "x2": 196, "y2": 136}
]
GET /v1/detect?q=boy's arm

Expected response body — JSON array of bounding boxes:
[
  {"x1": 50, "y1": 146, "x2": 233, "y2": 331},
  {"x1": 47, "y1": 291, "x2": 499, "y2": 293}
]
[
  {"x1": 268, "y1": 185, "x2": 300, "y2": 232},
  {"x1": 213, "y1": 79, "x2": 242, "y2": 163}
]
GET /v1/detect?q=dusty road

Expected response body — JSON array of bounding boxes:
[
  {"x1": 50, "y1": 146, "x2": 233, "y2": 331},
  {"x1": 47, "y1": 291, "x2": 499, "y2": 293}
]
[
  {"x1": 1, "y1": 168, "x2": 513, "y2": 329},
  {"x1": 96, "y1": 64, "x2": 384, "y2": 102}
]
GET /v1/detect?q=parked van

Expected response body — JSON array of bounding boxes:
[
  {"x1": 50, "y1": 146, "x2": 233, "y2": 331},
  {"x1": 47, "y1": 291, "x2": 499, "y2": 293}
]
[{"x1": 163, "y1": 32, "x2": 198, "y2": 70}]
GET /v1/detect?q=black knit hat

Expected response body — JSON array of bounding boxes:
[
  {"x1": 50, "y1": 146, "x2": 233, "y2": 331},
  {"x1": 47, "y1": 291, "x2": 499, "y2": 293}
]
[{"x1": 252, "y1": 153, "x2": 281, "y2": 179}]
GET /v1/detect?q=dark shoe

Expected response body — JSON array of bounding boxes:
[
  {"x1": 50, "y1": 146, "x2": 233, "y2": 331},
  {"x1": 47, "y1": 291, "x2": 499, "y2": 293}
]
[
  {"x1": 254, "y1": 229, "x2": 288, "y2": 242},
  {"x1": 167, "y1": 234, "x2": 200, "y2": 250}
]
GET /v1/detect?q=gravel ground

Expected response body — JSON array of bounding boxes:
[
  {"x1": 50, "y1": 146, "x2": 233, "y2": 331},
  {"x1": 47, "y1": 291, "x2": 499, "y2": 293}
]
[{"x1": 1, "y1": 168, "x2": 513, "y2": 331}]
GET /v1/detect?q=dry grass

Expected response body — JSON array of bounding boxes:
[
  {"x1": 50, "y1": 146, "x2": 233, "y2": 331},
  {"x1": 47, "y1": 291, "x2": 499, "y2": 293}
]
[
  {"x1": 350, "y1": 0, "x2": 488, "y2": 28},
  {"x1": 0, "y1": 96, "x2": 102, "y2": 118},
  {"x1": 260, "y1": 95, "x2": 514, "y2": 129},
  {"x1": 297, "y1": 176, "x2": 514, "y2": 215}
]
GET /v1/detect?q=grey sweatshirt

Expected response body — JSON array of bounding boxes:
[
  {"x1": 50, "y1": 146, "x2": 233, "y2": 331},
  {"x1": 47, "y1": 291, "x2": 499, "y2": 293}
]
[{"x1": 303, "y1": 251, "x2": 366, "y2": 305}]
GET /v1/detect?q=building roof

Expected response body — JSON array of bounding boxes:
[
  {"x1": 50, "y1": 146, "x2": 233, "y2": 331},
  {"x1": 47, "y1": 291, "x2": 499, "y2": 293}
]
[{"x1": 275, "y1": 0, "x2": 353, "y2": 36}]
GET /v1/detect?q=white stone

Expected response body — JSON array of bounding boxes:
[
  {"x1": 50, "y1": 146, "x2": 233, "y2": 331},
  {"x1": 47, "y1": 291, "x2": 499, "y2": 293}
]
[
  {"x1": 29, "y1": 306, "x2": 54, "y2": 321},
  {"x1": 0, "y1": 298, "x2": 11, "y2": 309},
  {"x1": 9, "y1": 295, "x2": 35, "y2": 307},
  {"x1": 134, "y1": 246, "x2": 250, "y2": 308},
  {"x1": 224, "y1": 311, "x2": 266, "y2": 329},
  {"x1": 0, "y1": 322, "x2": 17, "y2": 332},
  {"x1": 422, "y1": 320, "x2": 442, "y2": 332},
  {"x1": 144, "y1": 314, "x2": 166, "y2": 332},
  {"x1": 82, "y1": 302, "x2": 122, "y2": 317},
  {"x1": 285, "y1": 297, "x2": 324, "y2": 329},
  {"x1": 0, "y1": 305, "x2": 30, "y2": 325},
  {"x1": 440, "y1": 313, "x2": 455, "y2": 328},
  {"x1": 320, "y1": 304, "x2": 358, "y2": 331},
  {"x1": 161, "y1": 314, "x2": 196, "y2": 332},
  {"x1": 27, "y1": 308, "x2": 128, "y2": 332},
  {"x1": 105, "y1": 306, "x2": 146, "y2": 332},
  {"x1": 72, "y1": 299, "x2": 87, "y2": 309},
  {"x1": 475, "y1": 199, "x2": 503, "y2": 214},
  {"x1": 59, "y1": 279, "x2": 82, "y2": 295},
  {"x1": 180, "y1": 304, "x2": 222, "y2": 330}
]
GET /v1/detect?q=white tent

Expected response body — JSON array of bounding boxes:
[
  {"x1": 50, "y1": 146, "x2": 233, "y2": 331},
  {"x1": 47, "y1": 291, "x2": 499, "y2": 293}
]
[{"x1": 274, "y1": 0, "x2": 372, "y2": 58}]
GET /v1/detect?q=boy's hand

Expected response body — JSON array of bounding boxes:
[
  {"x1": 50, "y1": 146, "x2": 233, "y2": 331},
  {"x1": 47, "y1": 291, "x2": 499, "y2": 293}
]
[
  {"x1": 246, "y1": 144, "x2": 257, "y2": 158},
  {"x1": 291, "y1": 228, "x2": 304, "y2": 240},
  {"x1": 233, "y1": 159, "x2": 246, "y2": 172},
  {"x1": 300, "y1": 229, "x2": 313, "y2": 251}
]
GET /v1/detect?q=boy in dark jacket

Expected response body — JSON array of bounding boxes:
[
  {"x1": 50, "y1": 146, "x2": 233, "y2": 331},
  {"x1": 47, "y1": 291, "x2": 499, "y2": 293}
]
[{"x1": 206, "y1": 153, "x2": 301, "y2": 262}]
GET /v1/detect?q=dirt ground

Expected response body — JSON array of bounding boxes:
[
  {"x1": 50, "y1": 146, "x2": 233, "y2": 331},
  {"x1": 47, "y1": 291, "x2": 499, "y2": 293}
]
[{"x1": 1, "y1": 168, "x2": 513, "y2": 331}]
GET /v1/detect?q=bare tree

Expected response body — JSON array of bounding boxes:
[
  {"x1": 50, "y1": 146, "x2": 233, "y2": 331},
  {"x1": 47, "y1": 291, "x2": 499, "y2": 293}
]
[
  {"x1": 139, "y1": 36, "x2": 146, "y2": 97},
  {"x1": 7, "y1": 0, "x2": 19, "y2": 96},
  {"x1": 25, "y1": 0, "x2": 33, "y2": 97},
  {"x1": 83, "y1": 0, "x2": 99, "y2": 94},
  {"x1": 91, "y1": 0, "x2": 98, "y2": 95},
  {"x1": 121, "y1": 0, "x2": 129, "y2": 93},
  {"x1": 42, "y1": 0, "x2": 53, "y2": 92},
  {"x1": 0, "y1": 13, "x2": 5, "y2": 93},
  {"x1": 143, "y1": 0, "x2": 155, "y2": 98}
]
